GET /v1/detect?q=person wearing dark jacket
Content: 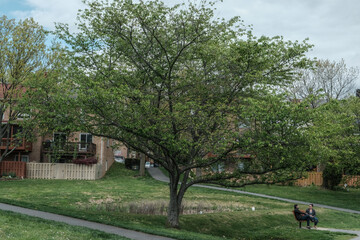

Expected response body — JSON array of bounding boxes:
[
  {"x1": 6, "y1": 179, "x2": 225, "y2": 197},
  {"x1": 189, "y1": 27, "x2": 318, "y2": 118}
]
[
  {"x1": 294, "y1": 204, "x2": 311, "y2": 228},
  {"x1": 306, "y1": 203, "x2": 319, "y2": 228}
]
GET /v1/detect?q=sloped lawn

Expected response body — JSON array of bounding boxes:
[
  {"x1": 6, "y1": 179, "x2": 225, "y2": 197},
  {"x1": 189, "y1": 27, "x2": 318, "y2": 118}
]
[
  {"x1": 0, "y1": 163, "x2": 358, "y2": 240},
  {"x1": 0, "y1": 209, "x2": 129, "y2": 240},
  {"x1": 239, "y1": 184, "x2": 360, "y2": 211}
]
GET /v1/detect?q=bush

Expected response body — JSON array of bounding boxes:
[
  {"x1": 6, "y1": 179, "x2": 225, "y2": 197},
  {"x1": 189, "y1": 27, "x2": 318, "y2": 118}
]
[
  {"x1": 0, "y1": 172, "x2": 16, "y2": 178},
  {"x1": 323, "y1": 164, "x2": 343, "y2": 190},
  {"x1": 72, "y1": 157, "x2": 97, "y2": 165}
]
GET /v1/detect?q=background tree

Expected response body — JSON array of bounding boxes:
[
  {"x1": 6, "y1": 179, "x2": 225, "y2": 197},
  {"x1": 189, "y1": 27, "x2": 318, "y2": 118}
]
[
  {"x1": 308, "y1": 97, "x2": 360, "y2": 189},
  {"x1": 0, "y1": 16, "x2": 63, "y2": 162},
  {"x1": 234, "y1": 93, "x2": 314, "y2": 185},
  {"x1": 53, "y1": 0, "x2": 313, "y2": 228},
  {"x1": 287, "y1": 59, "x2": 359, "y2": 108}
]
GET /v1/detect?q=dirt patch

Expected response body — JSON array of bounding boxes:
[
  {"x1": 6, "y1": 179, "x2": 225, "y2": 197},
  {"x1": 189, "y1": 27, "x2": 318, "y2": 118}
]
[{"x1": 78, "y1": 199, "x2": 253, "y2": 215}]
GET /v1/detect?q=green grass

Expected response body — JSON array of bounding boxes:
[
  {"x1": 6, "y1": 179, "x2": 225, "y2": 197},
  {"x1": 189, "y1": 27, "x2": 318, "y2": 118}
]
[
  {"x1": 0, "y1": 209, "x2": 129, "y2": 240},
  {"x1": 0, "y1": 163, "x2": 358, "y2": 240},
  {"x1": 238, "y1": 184, "x2": 360, "y2": 211}
]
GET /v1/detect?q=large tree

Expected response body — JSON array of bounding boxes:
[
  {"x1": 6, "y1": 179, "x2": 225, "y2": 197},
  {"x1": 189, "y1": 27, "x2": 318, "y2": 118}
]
[
  {"x1": 53, "y1": 0, "x2": 313, "y2": 227},
  {"x1": 0, "y1": 16, "x2": 63, "y2": 162}
]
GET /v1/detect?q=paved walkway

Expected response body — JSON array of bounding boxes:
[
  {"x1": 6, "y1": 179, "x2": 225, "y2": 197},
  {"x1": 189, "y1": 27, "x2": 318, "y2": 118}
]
[
  {"x1": 148, "y1": 167, "x2": 360, "y2": 239},
  {"x1": 0, "y1": 203, "x2": 174, "y2": 240},
  {"x1": 316, "y1": 228, "x2": 360, "y2": 240}
]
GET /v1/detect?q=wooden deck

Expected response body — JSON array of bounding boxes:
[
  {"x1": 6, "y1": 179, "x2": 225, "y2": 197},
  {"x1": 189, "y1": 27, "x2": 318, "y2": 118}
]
[{"x1": 0, "y1": 138, "x2": 32, "y2": 151}]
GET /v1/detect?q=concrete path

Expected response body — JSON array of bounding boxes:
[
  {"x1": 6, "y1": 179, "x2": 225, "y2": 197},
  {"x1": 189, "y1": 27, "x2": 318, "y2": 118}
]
[
  {"x1": 148, "y1": 167, "x2": 360, "y2": 239},
  {"x1": 0, "y1": 203, "x2": 174, "y2": 240},
  {"x1": 317, "y1": 228, "x2": 360, "y2": 240}
]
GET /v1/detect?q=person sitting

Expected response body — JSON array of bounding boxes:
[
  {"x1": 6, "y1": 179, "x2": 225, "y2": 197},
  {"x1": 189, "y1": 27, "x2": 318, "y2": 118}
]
[
  {"x1": 306, "y1": 203, "x2": 319, "y2": 228},
  {"x1": 294, "y1": 204, "x2": 311, "y2": 229}
]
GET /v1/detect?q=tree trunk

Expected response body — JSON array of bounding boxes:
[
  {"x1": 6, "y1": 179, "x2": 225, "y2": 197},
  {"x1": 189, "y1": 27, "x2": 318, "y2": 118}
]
[
  {"x1": 167, "y1": 176, "x2": 182, "y2": 228},
  {"x1": 139, "y1": 153, "x2": 145, "y2": 176}
]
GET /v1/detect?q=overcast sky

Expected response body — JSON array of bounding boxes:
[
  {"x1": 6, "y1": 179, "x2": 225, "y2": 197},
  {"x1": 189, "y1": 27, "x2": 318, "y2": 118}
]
[{"x1": 1, "y1": 0, "x2": 360, "y2": 82}]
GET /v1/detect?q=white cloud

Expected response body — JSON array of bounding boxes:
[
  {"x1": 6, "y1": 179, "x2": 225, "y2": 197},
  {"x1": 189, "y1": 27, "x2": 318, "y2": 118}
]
[
  {"x1": 218, "y1": 0, "x2": 360, "y2": 70},
  {"x1": 12, "y1": 0, "x2": 85, "y2": 31},
  {"x1": 9, "y1": 0, "x2": 360, "y2": 83}
]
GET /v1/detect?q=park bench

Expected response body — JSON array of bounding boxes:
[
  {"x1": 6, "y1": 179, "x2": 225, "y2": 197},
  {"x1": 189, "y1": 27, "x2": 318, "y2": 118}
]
[{"x1": 292, "y1": 210, "x2": 307, "y2": 228}]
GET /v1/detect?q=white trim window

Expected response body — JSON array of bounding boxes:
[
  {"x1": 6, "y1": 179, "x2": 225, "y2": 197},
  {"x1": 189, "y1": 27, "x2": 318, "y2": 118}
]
[
  {"x1": 14, "y1": 155, "x2": 29, "y2": 162},
  {"x1": 79, "y1": 133, "x2": 92, "y2": 150}
]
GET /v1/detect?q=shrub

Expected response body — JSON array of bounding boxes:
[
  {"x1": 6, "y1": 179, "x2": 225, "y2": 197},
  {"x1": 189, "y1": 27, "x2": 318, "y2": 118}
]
[
  {"x1": 72, "y1": 157, "x2": 97, "y2": 165},
  {"x1": 0, "y1": 172, "x2": 16, "y2": 178},
  {"x1": 323, "y1": 164, "x2": 343, "y2": 190}
]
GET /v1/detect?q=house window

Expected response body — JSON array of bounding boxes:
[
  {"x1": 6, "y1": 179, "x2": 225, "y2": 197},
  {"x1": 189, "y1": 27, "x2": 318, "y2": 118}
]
[
  {"x1": 12, "y1": 125, "x2": 23, "y2": 136},
  {"x1": 238, "y1": 162, "x2": 245, "y2": 171},
  {"x1": 53, "y1": 133, "x2": 67, "y2": 148},
  {"x1": 53, "y1": 133, "x2": 67, "y2": 143},
  {"x1": 238, "y1": 121, "x2": 249, "y2": 129},
  {"x1": 80, "y1": 133, "x2": 92, "y2": 150},
  {"x1": 211, "y1": 163, "x2": 224, "y2": 173},
  {"x1": 1, "y1": 125, "x2": 22, "y2": 138},
  {"x1": 14, "y1": 155, "x2": 29, "y2": 162},
  {"x1": 17, "y1": 112, "x2": 30, "y2": 120}
]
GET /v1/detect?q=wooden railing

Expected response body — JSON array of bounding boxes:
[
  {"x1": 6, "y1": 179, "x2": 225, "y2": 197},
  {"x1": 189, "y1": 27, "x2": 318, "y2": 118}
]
[
  {"x1": 0, "y1": 161, "x2": 26, "y2": 178},
  {"x1": 26, "y1": 163, "x2": 103, "y2": 180},
  {"x1": 42, "y1": 142, "x2": 96, "y2": 156},
  {"x1": 0, "y1": 138, "x2": 32, "y2": 151}
]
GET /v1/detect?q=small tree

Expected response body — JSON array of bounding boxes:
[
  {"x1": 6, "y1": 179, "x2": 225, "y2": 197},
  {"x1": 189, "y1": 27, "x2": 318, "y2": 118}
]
[
  {"x1": 287, "y1": 59, "x2": 359, "y2": 108},
  {"x1": 308, "y1": 97, "x2": 360, "y2": 189},
  {"x1": 53, "y1": 0, "x2": 313, "y2": 227},
  {"x1": 236, "y1": 94, "x2": 314, "y2": 185},
  {"x1": 0, "y1": 16, "x2": 65, "y2": 161}
]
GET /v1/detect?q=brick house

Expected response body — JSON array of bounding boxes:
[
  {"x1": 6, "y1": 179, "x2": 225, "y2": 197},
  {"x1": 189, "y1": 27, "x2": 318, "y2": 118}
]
[{"x1": 0, "y1": 84, "x2": 116, "y2": 179}]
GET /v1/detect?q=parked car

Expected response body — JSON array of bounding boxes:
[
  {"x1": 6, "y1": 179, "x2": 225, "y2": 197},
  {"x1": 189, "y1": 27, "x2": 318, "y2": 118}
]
[
  {"x1": 115, "y1": 156, "x2": 125, "y2": 163},
  {"x1": 145, "y1": 161, "x2": 151, "y2": 168}
]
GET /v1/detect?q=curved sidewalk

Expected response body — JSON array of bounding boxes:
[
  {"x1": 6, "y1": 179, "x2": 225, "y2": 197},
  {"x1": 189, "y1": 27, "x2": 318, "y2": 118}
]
[
  {"x1": 0, "y1": 203, "x2": 174, "y2": 240},
  {"x1": 148, "y1": 167, "x2": 360, "y2": 239}
]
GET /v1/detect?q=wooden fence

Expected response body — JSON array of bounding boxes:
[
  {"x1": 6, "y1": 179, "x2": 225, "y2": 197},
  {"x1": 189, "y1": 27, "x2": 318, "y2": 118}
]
[
  {"x1": 26, "y1": 163, "x2": 104, "y2": 180},
  {"x1": 0, "y1": 161, "x2": 26, "y2": 178},
  {"x1": 295, "y1": 172, "x2": 360, "y2": 187},
  {"x1": 295, "y1": 172, "x2": 323, "y2": 186},
  {"x1": 342, "y1": 175, "x2": 360, "y2": 187}
]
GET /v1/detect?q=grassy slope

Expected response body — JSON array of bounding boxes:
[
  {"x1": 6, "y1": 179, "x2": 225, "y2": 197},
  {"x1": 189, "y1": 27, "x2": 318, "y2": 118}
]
[
  {"x1": 238, "y1": 184, "x2": 360, "y2": 211},
  {"x1": 160, "y1": 166, "x2": 360, "y2": 212},
  {"x1": 0, "y1": 163, "x2": 358, "y2": 240},
  {"x1": 0, "y1": 209, "x2": 129, "y2": 240}
]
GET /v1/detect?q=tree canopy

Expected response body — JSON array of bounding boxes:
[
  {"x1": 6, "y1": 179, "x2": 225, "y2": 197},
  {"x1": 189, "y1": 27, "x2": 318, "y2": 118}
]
[{"x1": 50, "y1": 0, "x2": 314, "y2": 227}]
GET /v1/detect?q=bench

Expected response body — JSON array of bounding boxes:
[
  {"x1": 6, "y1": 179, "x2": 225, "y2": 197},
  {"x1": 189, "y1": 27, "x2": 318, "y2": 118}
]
[{"x1": 292, "y1": 210, "x2": 307, "y2": 228}]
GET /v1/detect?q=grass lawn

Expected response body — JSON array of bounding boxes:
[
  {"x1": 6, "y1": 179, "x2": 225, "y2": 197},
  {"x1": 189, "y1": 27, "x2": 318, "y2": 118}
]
[
  {"x1": 0, "y1": 209, "x2": 129, "y2": 240},
  {"x1": 160, "y1": 166, "x2": 360, "y2": 211},
  {"x1": 238, "y1": 184, "x2": 360, "y2": 211},
  {"x1": 0, "y1": 163, "x2": 358, "y2": 240}
]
